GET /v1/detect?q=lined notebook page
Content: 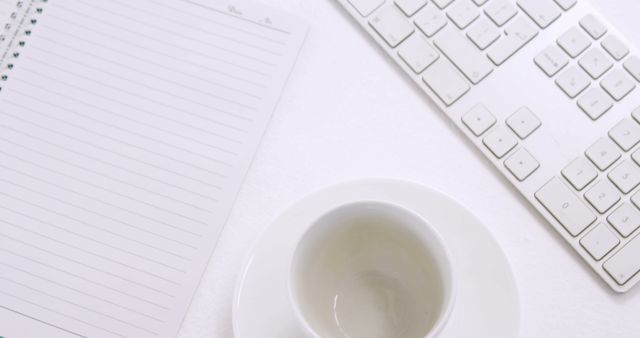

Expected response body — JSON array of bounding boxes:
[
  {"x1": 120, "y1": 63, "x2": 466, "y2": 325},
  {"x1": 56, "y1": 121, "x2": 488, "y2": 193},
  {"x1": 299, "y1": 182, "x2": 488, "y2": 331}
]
[{"x1": 0, "y1": 0, "x2": 306, "y2": 337}]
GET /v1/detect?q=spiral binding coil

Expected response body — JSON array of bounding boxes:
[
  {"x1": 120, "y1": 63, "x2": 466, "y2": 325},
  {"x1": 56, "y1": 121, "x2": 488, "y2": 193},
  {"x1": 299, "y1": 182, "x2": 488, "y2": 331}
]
[{"x1": 0, "y1": 0, "x2": 47, "y2": 92}]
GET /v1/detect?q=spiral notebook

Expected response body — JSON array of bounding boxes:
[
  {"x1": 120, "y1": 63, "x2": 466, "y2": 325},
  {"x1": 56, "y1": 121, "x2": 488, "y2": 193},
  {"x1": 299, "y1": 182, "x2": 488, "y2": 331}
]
[{"x1": 0, "y1": 0, "x2": 306, "y2": 337}]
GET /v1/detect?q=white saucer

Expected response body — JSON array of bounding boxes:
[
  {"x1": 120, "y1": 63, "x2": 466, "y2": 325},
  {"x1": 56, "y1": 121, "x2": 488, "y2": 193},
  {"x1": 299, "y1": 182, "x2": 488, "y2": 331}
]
[{"x1": 232, "y1": 179, "x2": 520, "y2": 338}]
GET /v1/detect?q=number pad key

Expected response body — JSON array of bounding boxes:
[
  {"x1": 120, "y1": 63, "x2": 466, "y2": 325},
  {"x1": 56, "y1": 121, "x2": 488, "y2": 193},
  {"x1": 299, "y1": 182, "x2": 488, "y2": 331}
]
[
  {"x1": 580, "y1": 223, "x2": 620, "y2": 261},
  {"x1": 579, "y1": 14, "x2": 607, "y2": 39},
  {"x1": 609, "y1": 203, "x2": 640, "y2": 237},
  {"x1": 624, "y1": 56, "x2": 640, "y2": 82},
  {"x1": 554, "y1": 0, "x2": 577, "y2": 11},
  {"x1": 601, "y1": 70, "x2": 636, "y2": 101},
  {"x1": 577, "y1": 87, "x2": 613, "y2": 120},
  {"x1": 608, "y1": 160, "x2": 640, "y2": 194},
  {"x1": 556, "y1": 66, "x2": 590, "y2": 98},
  {"x1": 557, "y1": 27, "x2": 592, "y2": 58},
  {"x1": 609, "y1": 119, "x2": 640, "y2": 151},
  {"x1": 602, "y1": 35, "x2": 629, "y2": 61},
  {"x1": 535, "y1": 45, "x2": 569, "y2": 77},
  {"x1": 536, "y1": 177, "x2": 596, "y2": 236},
  {"x1": 586, "y1": 138, "x2": 622, "y2": 170},
  {"x1": 483, "y1": 127, "x2": 518, "y2": 158},
  {"x1": 562, "y1": 157, "x2": 598, "y2": 191},
  {"x1": 585, "y1": 180, "x2": 620, "y2": 214},
  {"x1": 504, "y1": 148, "x2": 539, "y2": 181},
  {"x1": 579, "y1": 48, "x2": 613, "y2": 79}
]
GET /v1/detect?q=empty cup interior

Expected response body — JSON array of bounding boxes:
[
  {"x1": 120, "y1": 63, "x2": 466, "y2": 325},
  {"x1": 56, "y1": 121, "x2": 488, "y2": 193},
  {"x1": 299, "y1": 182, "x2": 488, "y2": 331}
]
[{"x1": 290, "y1": 202, "x2": 453, "y2": 338}]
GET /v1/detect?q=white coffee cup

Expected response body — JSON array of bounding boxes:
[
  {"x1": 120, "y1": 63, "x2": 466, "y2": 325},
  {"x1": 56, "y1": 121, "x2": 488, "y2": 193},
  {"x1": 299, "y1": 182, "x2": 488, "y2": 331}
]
[{"x1": 289, "y1": 201, "x2": 456, "y2": 338}]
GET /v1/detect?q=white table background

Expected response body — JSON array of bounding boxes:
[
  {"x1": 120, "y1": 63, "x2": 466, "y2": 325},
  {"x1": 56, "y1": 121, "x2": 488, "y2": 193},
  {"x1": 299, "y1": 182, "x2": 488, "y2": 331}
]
[{"x1": 178, "y1": 1, "x2": 640, "y2": 337}]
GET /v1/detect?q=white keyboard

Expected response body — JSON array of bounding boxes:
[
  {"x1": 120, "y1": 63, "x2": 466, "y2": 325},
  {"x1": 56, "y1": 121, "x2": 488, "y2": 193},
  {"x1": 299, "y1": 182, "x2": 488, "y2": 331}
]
[{"x1": 337, "y1": 0, "x2": 640, "y2": 292}]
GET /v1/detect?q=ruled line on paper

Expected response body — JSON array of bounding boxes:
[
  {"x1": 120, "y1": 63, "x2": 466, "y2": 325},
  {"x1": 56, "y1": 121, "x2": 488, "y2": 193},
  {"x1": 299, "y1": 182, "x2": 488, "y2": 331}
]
[
  {"x1": 11, "y1": 75, "x2": 248, "y2": 148},
  {"x1": 108, "y1": 0, "x2": 284, "y2": 55},
  {"x1": 1, "y1": 262, "x2": 165, "y2": 322},
  {"x1": 145, "y1": 0, "x2": 288, "y2": 45},
  {"x1": 0, "y1": 291, "x2": 129, "y2": 338},
  {"x1": 180, "y1": 0, "x2": 293, "y2": 35},
  {"x1": 0, "y1": 205, "x2": 191, "y2": 268},
  {"x1": 0, "y1": 146, "x2": 212, "y2": 217},
  {"x1": 0, "y1": 253, "x2": 171, "y2": 310},
  {"x1": 0, "y1": 224, "x2": 186, "y2": 287},
  {"x1": 76, "y1": 0, "x2": 282, "y2": 58},
  {"x1": 0, "y1": 122, "x2": 220, "y2": 204},
  {"x1": 0, "y1": 217, "x2": 189, "y2": 274},
  {"x1": 0, "y1": 190, "x2": 197, "y2": 257},
  {"x1": 0, "y1": 277, "x2": 162, "y2": 334},
  {"x1": 0, "y1": 305, "x2": 87, "y2": 338},
  {"x1": 39, "y1": 22, "x2": 269, "y2": 88},
  {"x1": 0, "y1": 100, "x2": 231, "y2": 181},
  {"x1": 0, "y1": 175, "x2": 206, "y2": 236},
  {"x1": 0, "y1": 239, "x2": 177, "y2": 298},
  {"x1": 51, "y1": 6, "x2": 275, "y2": 76},
  {"x1": 0, "y1": 104, "x2": 229, "y2": 183},
  {"x1": 0, "y1": 0, "x2": 307, "y2": 336}
]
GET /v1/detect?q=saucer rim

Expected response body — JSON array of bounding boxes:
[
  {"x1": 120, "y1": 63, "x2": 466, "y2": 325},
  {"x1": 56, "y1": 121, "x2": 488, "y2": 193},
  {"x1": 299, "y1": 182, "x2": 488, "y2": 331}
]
[{"x1": 232, "y1": 178, "x2": 520, "y2": 338}]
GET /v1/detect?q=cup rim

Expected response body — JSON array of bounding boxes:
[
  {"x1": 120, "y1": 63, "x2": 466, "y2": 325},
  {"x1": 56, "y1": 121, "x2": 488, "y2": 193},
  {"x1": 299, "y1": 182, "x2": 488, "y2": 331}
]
[{"x1": 287, "y1": 200, "x2": 457, "y2": 338}]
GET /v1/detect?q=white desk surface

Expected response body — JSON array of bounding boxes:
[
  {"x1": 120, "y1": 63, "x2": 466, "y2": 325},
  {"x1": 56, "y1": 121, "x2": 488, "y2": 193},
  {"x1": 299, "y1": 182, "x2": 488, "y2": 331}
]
[{"x1": 178, "y1": 1, "x2": 640, "y2": 337}]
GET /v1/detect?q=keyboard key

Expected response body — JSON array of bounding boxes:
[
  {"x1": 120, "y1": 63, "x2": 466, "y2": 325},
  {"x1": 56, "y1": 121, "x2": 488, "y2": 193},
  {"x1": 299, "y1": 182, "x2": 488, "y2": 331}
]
[
  {"x1": 434, "y1": 26, "x2": 493, "y2": 84},
  {"x1": 557, "y1": 27, "x2": 591, "y2": 58},
  {"x1": 623, "y1": 55, "x2": 640, "y2": 82},
  {"x1": 536, "y1": 177, "x2": 596, "y2": 236},
  {"x1": 578, "y1": 48, "x2": 613, "y2": 79},
  {"x1": 447, "y1": 0, "x2": 480, "y2": 29},
  {"x1": 608, "y1": 160, "x2": 640, "y2": 194},
  {"x1": 422, "y1": 58, "x2": 470, "y2": 106},
  {"x1": 395, "y1": 0, "x2": 427, "y2": 16},
  {"x1": 398, "y1": 33, "x2": 440, "y2": 73},
  {"x1": 577, "y1": 87, "x2": 613, "y2": 120},
  {"x1": 504, "y1": 148, "x2": 539, "y2": 181},
  {"x1": 506, "y1": 106, "x2": 541, "y2": 139},
  {"x1": 473, "y1": 0, "x2": 489, "y2": 5},
  {"x1": 467, "y1": 18, "x2": 501, "y2": 50},
  {"x1": 562, "y1": 157, "x2": 598, "y2": 191},
  {"x1": 462, "y1": 104, "x2": 496, "y2": 136},
  {"x1": 487, "y1": 17, "x2": 538, "y2": 65},
  {"x1": 602, "y1": 35, "x2": 629, "y2": 61},
  {"x1": 535, "y1": 45, "x2": 569, "y2": 77},
  {"x1": 585, "y1": 180, "x2": 620, "y2": 214},
  {"x1": 601, "y1": 70, "x2": 636, "y2": 101},
  {"x1": 517, "y1": 0, "x2": 561, "y2": 29},
  {"x1": 414, "y1": 5, "x2": 448, "y2": 37},
  {"x1": 348, "y1": 0, "x2": 385, "y2": 16},
  {"x1": 580, "y1": 224, "x2": 620, "y2": 261},
  {"x1": 433, "y1": 0, "x2": 454, "y2": 9},
  {"x1": 604, "y1": 233, "x2": 640, "y2": 285},
  {"x1": 609, "y1": 119, "x2": 640, "y2": 151},
  {"x1": 483, "y1": 126, "x2": 518, "y2": 158},
  {"x1": 579, "y1": 14, "x2": 607, "y2": 39},
  {"x1": 609, "y1": 203, "x2": 640, "y2": 237},
  {"x1": 554, "y1": 0, "x2": 577, "y2": 11},
  {"x1": 633, "y1": 107, "x2": 640, "y2": 125},
  {"x1": 556, "y1": 66, "x2": 590, "y2": 98},
  {"x1": 369, "y1": 5, "x2": 415, "y2": 47},
  {"x1": 586, "y1": 137, "x2": 621, "y2": 171},
  {"x1": 484, "y1": 0, "x2": 518, "y2": 27}
]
